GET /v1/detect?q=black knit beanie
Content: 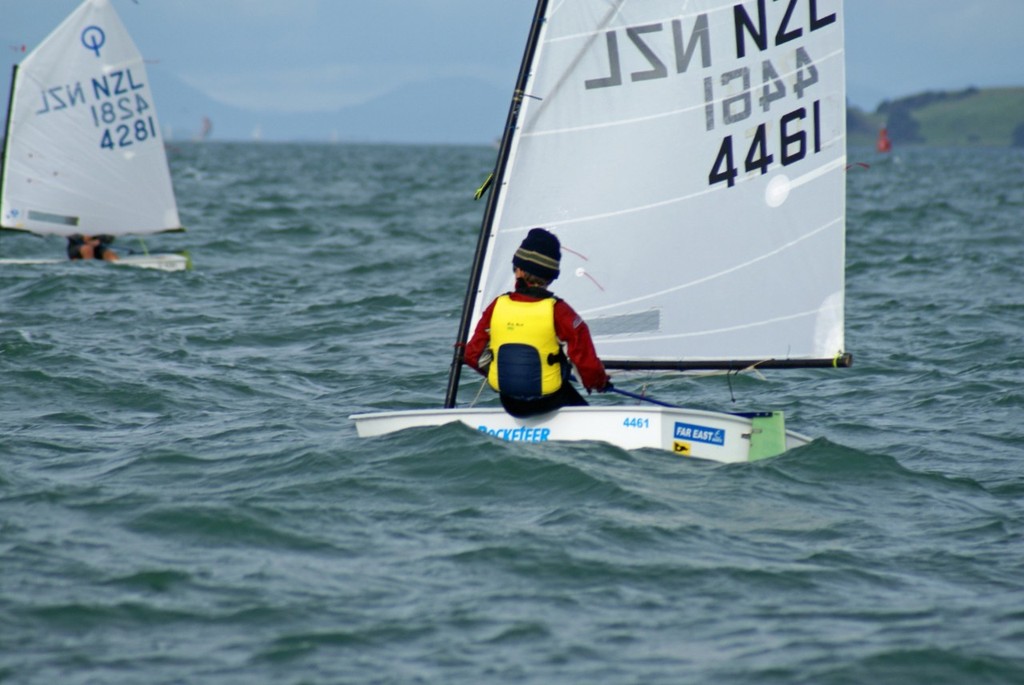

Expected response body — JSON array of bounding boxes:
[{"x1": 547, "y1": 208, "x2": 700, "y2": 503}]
[{"x1": 512, "y1": 228, "x2": 561, "y2": 281}]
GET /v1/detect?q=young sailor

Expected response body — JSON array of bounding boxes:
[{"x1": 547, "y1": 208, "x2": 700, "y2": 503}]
[
  {"x1": 464, "y1": 227, "x2": 610, "y2": 418},
  {"x1": 67, "y1": 234, "x2": 118, "y2": 261}
]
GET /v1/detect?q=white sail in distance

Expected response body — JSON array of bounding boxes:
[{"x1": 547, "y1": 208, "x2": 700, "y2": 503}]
[
  {"x1": 1, "y1": 0, "x2": 180, "y2": 237},
  {"x1": 470, "y1": 0, "x2": 846, "y2": 366}
]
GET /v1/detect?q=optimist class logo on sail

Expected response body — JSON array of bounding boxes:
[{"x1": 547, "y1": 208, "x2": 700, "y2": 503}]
[
  {"x1": 581, "y1": 0, "x2": 840, "y2": 190},
  {"x1": 80, "y1": 25, "x2": 106, "y2": 57}
]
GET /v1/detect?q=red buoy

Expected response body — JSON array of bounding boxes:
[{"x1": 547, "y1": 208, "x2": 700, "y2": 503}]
[{"x1": 876, "y1": 127, "x2": 892, "y2": 153}]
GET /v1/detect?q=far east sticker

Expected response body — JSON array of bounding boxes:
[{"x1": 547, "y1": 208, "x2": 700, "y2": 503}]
[{"x1": 673, "y1": 422, "x2": 725, "y2": 446}]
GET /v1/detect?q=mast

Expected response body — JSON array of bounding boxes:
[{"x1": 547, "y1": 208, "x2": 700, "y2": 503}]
[
  {"x1": 443, "y1": 0, "x2": 551, "y2": 408},
  {"x1": 0, "y1": 65, "x2": 17, "y2": 231}
]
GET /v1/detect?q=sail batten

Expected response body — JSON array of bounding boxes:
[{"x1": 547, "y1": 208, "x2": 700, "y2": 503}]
[
  {"x1": 1, "y1": 0, "x2": 179, "y2": 238},
  {"x1": 458, "y1": 0, "x2": 848, "y2": 378}
]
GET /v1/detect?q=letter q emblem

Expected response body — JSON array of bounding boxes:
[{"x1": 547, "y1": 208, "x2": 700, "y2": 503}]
[{"x1": 81, "y1": 25, "x2": 106, "y2": 57}]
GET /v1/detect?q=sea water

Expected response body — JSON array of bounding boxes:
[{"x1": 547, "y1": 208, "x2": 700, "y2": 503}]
[{"x1": 1, "y1": 143, "x2": 1022, "y2": 684}]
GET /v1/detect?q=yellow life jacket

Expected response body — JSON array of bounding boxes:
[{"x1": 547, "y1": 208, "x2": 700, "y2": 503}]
[{"x1": 487, "y1": 294, "x2": 564, "y2": 399}]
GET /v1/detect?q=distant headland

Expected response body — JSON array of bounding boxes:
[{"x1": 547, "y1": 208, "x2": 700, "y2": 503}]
[{"x1": 848, "y1": 86, "x2": 1024, "y2": 148}]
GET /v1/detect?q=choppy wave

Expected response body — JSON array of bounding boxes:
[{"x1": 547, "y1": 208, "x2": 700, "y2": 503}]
[{"x1": 1, "y1": 143, "x2": 1023, "y2": 684}]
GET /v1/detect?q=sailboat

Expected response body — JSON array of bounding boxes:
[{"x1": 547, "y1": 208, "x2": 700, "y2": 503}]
[
  {"x1": 352, "y1": 0, "x2": 851, "y2": 463},
  {"x1": 194, "y1": 116, "x2": 213, "y2": 142},
  {"x1": 0, "y1": 0, "x2": 189, "y2": 272}
]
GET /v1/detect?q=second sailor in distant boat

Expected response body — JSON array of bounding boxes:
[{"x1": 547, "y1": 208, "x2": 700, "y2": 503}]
[
  {"x1": 67, "y1": 234, "x2": 119, "y2": 262},
  {"x1": 464, "y1": 228, "x2": 610, "y2": 417}
]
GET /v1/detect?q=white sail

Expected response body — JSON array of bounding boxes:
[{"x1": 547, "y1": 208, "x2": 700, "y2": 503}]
[
  {"x1": 1, "y1": 0, "x2": 180, "y2": 237},
  {"x1": 471, "y1": 0, "x2": 846, "y2": 366}
]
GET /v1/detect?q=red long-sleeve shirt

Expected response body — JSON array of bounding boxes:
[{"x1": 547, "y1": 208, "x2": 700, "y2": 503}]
[{"x1": 464, "y1": 290, "x2": 610, "y2": 392}]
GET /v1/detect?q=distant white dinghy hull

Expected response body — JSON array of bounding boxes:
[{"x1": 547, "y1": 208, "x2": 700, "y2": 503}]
[
  {"x1": 0, "y1": 253, "x2": 190, "y2": 272},
  {"x1": 114, "y1": 253, "x2": 190, "y2": 272},
  {"x1": 352, "y1": 406, "x2": 811, "y2": 464}
]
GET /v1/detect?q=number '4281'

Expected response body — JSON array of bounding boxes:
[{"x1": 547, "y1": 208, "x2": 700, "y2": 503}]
[{"x1": 100, "y1": 116, "x2": 158, "y2": 151}]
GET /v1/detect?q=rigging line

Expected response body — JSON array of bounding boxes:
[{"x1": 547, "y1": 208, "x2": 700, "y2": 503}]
[
  {"x1": 607, "y1": 385, "x2": 681, "y2": 408},
  {"x1": 468, "y1": 377, "x2": 488, "y2": 408},
  {"x1": 570, "y1": 372, "x2": 681, "y2": 408},
  {"x1": 725, "y1": 359, "x2": 774, "y2": 402}
]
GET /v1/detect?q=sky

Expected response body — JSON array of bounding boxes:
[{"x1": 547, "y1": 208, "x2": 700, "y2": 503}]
[{"x1": 3, "y1": 0, "x2": 1024, "y2": 136}]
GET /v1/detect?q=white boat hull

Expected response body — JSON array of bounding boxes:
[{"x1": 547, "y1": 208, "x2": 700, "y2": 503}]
[
  {"x1": 115, "y1": 254, "x2": 191, "y2": 272},
  {"x1": 0, "y1": 253, "x2": 190, "y2": 272},
  {"x1": 350, "y1": 406, "x2": 811, "y2": 464}
]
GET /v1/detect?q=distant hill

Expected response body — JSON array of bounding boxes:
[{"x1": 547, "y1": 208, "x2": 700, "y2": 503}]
[
  {"x1": 848, "y1": 87, "x2": 1024, "y2": 148},
  {"x1": 12, "y1": 64, "x2": 1017, "y2": 147},
  {"x1": 175, "y1": 72, "x2": 1021, "y2": 147},
  {"x1": 149, "y1": 68, "x2": 508, "y2": 146}
]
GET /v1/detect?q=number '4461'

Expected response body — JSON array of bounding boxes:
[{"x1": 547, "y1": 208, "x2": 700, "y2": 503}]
[{"x1": 709, "y1": 101, "x2": 821, "y2": 188}]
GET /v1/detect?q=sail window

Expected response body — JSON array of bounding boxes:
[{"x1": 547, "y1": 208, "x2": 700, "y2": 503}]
[
  {"x1": 27, "y1": 210, "x2": 79, "y2": 226},
  {"x1": 588, "y1": 310, "x2": 661, "y2": 337}
]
